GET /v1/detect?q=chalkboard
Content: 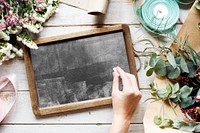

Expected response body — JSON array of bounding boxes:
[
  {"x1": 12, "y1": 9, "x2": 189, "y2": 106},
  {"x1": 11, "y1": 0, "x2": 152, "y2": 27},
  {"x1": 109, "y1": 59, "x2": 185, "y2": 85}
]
[{"x1": 24, "y1": 25, "x2": 137, "y2": 117}]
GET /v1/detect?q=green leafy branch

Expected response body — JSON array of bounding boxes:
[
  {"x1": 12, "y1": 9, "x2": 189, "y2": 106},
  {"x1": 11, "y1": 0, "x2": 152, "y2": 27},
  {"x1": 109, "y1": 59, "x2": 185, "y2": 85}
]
[{"x1": 145, "y1": 37, "x2": 200, "y2": 82}]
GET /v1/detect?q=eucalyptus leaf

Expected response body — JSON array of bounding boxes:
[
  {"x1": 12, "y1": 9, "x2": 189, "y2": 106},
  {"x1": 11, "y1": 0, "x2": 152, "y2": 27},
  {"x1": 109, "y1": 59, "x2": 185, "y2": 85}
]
[
  {"x1": 159, "y1": 119, "x2": 173, "y2": 128},
  {"x1": 149, "y1": 53, "x2": 157, "y2": 67},
  {"x1": 180, "y1": 56, "x2": 189, "y2": 73},
  {"x1": 179, "y1": 97, "x2": 193, "y2": 108},
  {"x1": 175, "y1": 57, "x2": 181, "y2": 64},
  {"x1": 188, "y1": 52, "x2": 196, "y2": 65},
  {"x1": 180, "y1": 122, "x2": 196, "y2": 132},
  {"x1": 172, "y1": 83, "x2": 179, "y2": 94},
  {"x1": 154, "y1": 58, "x2": 167, "y2": 76},
  {"x1": 187, "y1": 63, "x2": 197, "y2": 78},
  {"x1": 157, "y1": 84, "x2": 172, "y2": 99},
  {"x1": 196, "y1": 58, "x2": 200, "y2": 66},
  {"x1": 170, "y1": 96, "x2": 180, "y2": 103},
  {"x1": 166, "y1": 65, "x2": 181, "y2": 79},
  {"x1": 154, "y1": 115, "x2": 162, "y2": 126},
  {"x1": 167, "y1": 52, "x2": 177, "y2": 69},
  {"x1": 194, "y1": 124, "x2": 200, "y2": 132},
  {"x1": 172, "y1": 118, "x2": 184, "y2": 129},
  {"x1": 146, "y1": 68, "x2": 154, "y2": 76},
  {"x1": 180, "y1": 86, "x2": 193, "y2": 99},
  {"x1": 180, "y1": 125, "x2": 196, "y2": 132}
]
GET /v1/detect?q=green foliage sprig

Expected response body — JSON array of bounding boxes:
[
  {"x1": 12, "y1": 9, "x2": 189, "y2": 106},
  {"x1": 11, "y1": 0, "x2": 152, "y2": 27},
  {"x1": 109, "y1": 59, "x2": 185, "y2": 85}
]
[{"x1": 148, "y1": 82, "x2": 200, "y2": 132}]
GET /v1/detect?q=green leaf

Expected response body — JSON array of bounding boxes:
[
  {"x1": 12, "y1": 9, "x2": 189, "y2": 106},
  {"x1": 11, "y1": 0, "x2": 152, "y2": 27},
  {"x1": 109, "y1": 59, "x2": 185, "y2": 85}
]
[
  {"x1": 166, "y1": 65, "x2": 181, "y2": 79},
  {"x1": 172, "y1": 83, "x2": 179, "y2": 94},
  {"x1": 146, "y1": 68, "x2": 154, "y2": 76},
  {"x1": 196, "y1": 58, "x2": 200, "y2": 66},
  {"x1": 179, "y1": 97, "x2": 193, "y2": 108},
  {"x1": 167, "y1": 52, "x2": 177, "y2": 69},
  {"x1": 170, "y1": 96, "x2": 180, "y2": 103},
  {"x1": 157, "y1": 84, "x2": 172, "y2": 99},
  {"x1": 198, "y1": 107, "x2": 200, "y2": 115},
  {"x1": 172, "y1": 118, "x2": 184, "y2": 129},
  {"x1": 175, "y1": 57, "x2": 181, "y2": 64},
  {"x1": 187, "y1": 63, "x2": 197, "y2": 78},
  {"x1": 180, "y1": 122, "x2": 196, "y2": 132},
  {"x1": 154, "y1": 58, "x2": 167, "y2": 76},
  {"x1": 194, "y1": 124, "x2": 200, "y2": 132},
  {"x1": 154, "y1": 115, "x2": 162, "y2": 126},
  {"x1": 188, "y1": 52, "x2": 196, "y2": 65},
  {"x1": 180, "y1": 86, "x2": 192, "y2": 99},
  {"x1": 180, "y1": 56, "x2": 189, "y2": 73},
  {"x1": 159, "y1": 119, "x2": 173, "y2": 128},
  {"x1": 149, "y1": 53, "x2": 157, "y2": 67}
]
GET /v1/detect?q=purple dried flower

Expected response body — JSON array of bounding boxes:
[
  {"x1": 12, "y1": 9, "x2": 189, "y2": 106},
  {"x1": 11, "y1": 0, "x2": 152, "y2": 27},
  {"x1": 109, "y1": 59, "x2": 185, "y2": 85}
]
[
  {"x1": 34, "y1": 0, "x2": 45, "y2": 4},
  {"x1": 179, "y1": 75, "x2": 190, "y2": 86},
  {"x1": 0, "y1": 23, "x2": 6, "y2": 30},
  {"x1": 181, "y1": 107, "x2": 200, "y2": 122},
  {"x1": 3, "y1": 2, "x2": 11, "y2": 9},
  {"x1": 4, "y1": 11, "x2": 19, "y2": 26},
  {"x1": 0, "y1": 5, "x2": 4, "y2": 9}
]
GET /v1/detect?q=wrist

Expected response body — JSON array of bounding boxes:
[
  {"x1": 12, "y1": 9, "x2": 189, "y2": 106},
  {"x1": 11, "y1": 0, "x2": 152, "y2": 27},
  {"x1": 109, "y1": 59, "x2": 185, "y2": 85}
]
[{"x1": 110, "y1": 115, "x2": 131, "y2": 133}]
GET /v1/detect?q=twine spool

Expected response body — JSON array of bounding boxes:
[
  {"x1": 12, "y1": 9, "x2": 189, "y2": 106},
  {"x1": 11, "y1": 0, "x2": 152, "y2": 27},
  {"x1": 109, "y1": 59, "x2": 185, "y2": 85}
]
[
  {"x1": 175, "y1": 0, "x2": 195, "y2": 5},
  {"x1": 135, "y1": 0, "x2": 180, "y2": 35}
]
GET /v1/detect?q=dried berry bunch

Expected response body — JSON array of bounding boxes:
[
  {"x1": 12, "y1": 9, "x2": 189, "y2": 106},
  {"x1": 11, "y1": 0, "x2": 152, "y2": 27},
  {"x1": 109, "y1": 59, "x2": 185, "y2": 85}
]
[
  {"x1": 0, "y1": 0, "x2": 59, "y2": 65},
  {"x1": 143, "y1": 36, "x2": 200, "y2": 132}
]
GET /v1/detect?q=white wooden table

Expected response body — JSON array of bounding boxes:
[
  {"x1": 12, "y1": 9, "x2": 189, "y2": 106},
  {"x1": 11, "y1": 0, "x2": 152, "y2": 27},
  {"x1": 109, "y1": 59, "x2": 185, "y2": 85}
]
[{"x1": 0, "y1": 0, "x2": 190, "y2": 132}]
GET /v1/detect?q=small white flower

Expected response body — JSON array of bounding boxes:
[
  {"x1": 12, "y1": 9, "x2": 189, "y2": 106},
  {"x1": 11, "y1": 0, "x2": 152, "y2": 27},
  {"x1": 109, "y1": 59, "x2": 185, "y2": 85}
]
[
  {"x1": 48, "y1": 0, "x2": 54, "y2": 4},
  {"x1": 16, "y1": 49, "x2": 23, "y2": 57},
  {"x1": 22, "y1": 38, "x2": 38, "y2": 49},
  {"x1": 12, "y1": 47, "x2": 18, "y2": 52},
  {"x1": 7, "y1": 52, "x2": 16, "y2": 59},
  {"x1": 2, "y1": 55, "x2": 9, "y2": 61},
  {"x1": 7, "y1": 26, "x2": 19, "y2": 34},
  {"x1": 17, "y1": 36, "x2": 23, "y2": 41},
  {"x1": 44, "y1": 5, "x2": 56, "y2": 20},
  {"x1": 35, "y1": 16, "x2": 45, "y2": 23},
  {"x1": 0, "y1": 30, "x2": 10, "y2": 41},
  {"x1": 23, "y1": 24, "x2": 40, "y2": 34}
]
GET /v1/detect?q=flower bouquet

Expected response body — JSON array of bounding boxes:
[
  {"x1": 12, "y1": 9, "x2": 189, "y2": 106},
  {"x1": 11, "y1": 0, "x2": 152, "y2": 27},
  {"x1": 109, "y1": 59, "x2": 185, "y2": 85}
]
[
  {"x1": 142, "y1": 1, "x2": 200, "y2": 132},
  {"x1": 0, "y1": 0, "x2": 59, "y2": 65},
  {"x1": 143, "y1": 42, "x2": 200, "y2": 133}
]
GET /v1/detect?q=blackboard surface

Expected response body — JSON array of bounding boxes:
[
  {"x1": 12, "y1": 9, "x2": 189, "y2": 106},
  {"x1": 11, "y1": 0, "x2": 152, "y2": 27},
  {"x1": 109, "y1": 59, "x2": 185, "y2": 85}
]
[{"x1": 30, "y1": 32, "x2": 129, "y2": 108}]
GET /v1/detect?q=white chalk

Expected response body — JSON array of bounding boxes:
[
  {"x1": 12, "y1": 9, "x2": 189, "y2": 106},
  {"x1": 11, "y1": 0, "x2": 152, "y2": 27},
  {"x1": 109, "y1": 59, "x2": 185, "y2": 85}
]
[{"x1": 113, "y1": 67, "x2": 120, "y2": 76}]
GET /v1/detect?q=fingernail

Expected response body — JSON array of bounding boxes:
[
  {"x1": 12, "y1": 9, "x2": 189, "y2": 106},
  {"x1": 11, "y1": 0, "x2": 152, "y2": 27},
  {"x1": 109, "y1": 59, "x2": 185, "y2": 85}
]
[{"x1": 113, "y1": 67, "x2": 119, "y2": 76}]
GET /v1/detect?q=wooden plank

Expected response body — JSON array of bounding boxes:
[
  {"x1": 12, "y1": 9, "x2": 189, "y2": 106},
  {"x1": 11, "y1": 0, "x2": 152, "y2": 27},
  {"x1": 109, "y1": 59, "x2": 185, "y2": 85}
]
[
  {"x1": 1, "y1": 90, "x2": 149, "y2": 124},
  {"x1": 43, "y1": 1, "x2": 189, "y2": 26},
  {"x1": 44, "y1": 2, "x2": 135, "y2": 26},
  {"x1": 0, "y1": 124, "x2": 144, "y2": 133}
]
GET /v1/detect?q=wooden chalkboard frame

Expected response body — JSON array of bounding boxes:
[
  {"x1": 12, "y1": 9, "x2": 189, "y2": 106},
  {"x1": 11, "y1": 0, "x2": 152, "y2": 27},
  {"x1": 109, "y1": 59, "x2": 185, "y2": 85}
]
[{"x1": 24, "y1": 24, "x2": 137, "y2": 117}]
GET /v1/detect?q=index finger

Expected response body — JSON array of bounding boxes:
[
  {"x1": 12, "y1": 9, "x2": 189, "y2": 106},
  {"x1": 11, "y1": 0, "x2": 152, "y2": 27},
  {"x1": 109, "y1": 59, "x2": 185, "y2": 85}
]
[
  {"x1": 116, "y1": 66, "x2": 132, "y2": 91},
  {"x1": 126, "y1": 73, "x2": 139, "y2": 92}
]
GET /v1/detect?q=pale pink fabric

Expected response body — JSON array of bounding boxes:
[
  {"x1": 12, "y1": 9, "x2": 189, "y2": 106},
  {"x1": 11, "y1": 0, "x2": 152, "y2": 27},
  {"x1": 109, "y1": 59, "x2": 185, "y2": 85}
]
[{"x1": 0, "y1": 74, "x2": 17, "y2": 122}]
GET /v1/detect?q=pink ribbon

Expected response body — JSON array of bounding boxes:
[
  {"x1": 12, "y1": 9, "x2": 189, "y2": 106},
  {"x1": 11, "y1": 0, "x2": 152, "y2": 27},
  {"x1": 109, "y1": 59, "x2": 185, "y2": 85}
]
[{"x1": 0, "y1": 74, "x2": 17, "y2": 122}]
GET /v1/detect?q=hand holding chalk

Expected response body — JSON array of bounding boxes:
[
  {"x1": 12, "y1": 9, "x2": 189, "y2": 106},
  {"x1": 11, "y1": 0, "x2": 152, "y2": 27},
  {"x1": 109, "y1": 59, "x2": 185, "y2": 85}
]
[{"x1": 110, "y1": 66, "x2": 141, "y2": 133}]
